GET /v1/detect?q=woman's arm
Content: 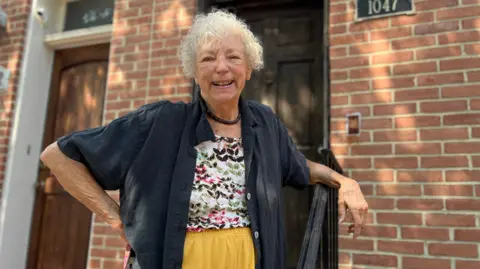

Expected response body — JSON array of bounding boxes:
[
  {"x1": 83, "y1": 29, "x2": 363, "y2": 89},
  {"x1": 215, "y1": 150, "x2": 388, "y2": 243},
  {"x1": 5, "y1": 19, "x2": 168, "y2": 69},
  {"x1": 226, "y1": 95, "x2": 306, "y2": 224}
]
[{"x1": 40, "y1": 142, "x2": 126, "y2": 240}]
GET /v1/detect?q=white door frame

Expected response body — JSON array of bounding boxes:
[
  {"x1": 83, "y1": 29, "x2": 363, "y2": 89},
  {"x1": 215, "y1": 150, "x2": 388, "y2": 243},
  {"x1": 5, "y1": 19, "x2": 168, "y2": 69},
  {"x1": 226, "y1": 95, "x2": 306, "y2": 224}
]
[{"x1": 0, "y1": 1, "x2": 111, "y2": 267}]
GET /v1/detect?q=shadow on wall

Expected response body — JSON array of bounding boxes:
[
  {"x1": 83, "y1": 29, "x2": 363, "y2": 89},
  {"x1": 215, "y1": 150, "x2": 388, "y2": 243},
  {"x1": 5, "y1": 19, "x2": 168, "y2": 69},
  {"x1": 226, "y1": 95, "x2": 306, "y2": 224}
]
[{"x1": 106, "y1": 0, "x2": 194, "y2": 123}]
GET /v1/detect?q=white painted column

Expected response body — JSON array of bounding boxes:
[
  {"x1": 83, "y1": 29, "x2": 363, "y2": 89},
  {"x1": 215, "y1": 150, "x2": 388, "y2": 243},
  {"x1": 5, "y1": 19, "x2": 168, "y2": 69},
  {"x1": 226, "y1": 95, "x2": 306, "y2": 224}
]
[{"x1": 0, "y1": 0, "x2": 55, "y2": 267}]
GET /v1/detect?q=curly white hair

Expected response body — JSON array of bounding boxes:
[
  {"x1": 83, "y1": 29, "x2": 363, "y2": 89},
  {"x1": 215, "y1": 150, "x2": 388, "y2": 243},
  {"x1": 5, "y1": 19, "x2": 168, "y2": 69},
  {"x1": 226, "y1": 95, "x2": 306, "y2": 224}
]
[{"x1": 178, "y1": 9, "x2": 264, "y2": 78}]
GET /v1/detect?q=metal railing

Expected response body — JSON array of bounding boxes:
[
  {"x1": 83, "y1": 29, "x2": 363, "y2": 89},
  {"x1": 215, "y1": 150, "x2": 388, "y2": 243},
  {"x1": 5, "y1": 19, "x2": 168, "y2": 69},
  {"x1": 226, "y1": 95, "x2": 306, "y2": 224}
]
[{"x1": 297, "y1": 148, "x2": 342, "y2": 269}]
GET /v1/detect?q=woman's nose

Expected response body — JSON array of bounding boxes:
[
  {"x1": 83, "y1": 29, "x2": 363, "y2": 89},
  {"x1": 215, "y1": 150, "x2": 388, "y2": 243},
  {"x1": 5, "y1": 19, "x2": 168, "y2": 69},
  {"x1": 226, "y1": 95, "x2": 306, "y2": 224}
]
[{"x1": 215, "y1": 57, "x2": 229, "y2": 73}]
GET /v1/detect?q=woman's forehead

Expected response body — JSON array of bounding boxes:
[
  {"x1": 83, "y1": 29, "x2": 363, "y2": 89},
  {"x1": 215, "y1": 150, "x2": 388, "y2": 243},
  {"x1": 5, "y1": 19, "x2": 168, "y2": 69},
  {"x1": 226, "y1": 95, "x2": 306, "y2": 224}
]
[{"x1": 198, "y1": 35, "x2": 245, "y2": 54}]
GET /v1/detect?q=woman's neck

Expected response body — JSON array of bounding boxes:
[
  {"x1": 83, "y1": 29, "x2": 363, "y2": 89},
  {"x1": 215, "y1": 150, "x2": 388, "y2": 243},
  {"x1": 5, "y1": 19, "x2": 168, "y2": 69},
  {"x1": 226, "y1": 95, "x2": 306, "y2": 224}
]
[{"x1": 202, "y1": 95, "x2": 239, "y2": 121}]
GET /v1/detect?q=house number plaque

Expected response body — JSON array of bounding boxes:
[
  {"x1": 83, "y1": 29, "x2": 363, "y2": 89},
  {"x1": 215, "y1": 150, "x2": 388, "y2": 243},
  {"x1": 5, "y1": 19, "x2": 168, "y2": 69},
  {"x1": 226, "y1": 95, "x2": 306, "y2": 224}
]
[{"x1": 356, "y1": 0, "x2": 414, "y2": 21}]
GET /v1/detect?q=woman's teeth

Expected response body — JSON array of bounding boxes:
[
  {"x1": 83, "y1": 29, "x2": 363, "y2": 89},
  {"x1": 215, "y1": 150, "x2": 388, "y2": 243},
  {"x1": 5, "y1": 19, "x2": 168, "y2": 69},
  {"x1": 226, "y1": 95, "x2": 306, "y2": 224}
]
[{"x1": 212, "y1": 81, "x2": 233, "y2": 86}]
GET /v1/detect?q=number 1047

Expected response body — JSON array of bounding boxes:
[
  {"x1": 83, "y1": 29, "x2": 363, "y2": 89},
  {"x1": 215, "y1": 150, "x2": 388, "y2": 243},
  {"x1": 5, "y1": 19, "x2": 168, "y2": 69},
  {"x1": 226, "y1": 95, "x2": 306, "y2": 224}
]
[{"x1": 368, "y1": 0, "x2": 399, "y2": 15}]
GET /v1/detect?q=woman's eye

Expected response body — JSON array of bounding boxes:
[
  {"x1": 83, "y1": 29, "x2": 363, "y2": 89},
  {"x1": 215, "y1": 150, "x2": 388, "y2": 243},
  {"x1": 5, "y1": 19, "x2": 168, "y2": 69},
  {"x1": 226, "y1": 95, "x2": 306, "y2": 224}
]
[
  {"x1": 202, "y1": 57, "x2": 214, "y2": 62},
  {"x1": 228, "y1": 55, "x2": 240, "y2": 59}
]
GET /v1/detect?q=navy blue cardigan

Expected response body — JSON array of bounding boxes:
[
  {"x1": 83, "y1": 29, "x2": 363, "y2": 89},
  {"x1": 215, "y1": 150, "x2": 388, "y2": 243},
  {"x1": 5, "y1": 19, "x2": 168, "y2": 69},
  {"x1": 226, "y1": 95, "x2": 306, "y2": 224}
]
[{"x1": 57, "y1": 96, "x2": 310, "y2": 269}]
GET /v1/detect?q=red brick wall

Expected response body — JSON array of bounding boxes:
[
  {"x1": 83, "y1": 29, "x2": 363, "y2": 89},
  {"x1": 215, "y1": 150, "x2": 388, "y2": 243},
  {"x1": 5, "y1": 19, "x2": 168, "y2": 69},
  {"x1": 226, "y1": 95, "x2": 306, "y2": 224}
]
[
  {"x1": 0, "y1": 0, "x2": 31, "y2": 195},
  {"x1": 329, "y1": 0, "x2": 480, "y2": 268},
  {"x1": 88, "y1": 0, "x2": 196, "y2": 268}
]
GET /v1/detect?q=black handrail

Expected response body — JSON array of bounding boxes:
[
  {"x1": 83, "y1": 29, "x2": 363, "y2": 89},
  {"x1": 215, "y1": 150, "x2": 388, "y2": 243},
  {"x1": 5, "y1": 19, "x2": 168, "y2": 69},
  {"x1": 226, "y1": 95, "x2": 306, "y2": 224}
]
[{"x1": 297, "y1": 148, "x2": 342, "y2": 269}]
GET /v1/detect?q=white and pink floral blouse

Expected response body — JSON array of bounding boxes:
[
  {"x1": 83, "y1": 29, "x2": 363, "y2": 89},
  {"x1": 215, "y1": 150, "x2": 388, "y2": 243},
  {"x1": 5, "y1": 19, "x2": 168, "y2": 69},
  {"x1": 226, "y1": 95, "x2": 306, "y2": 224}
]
[{"x1": 186, "y1": 135, "x2": 251, "y2": 232}]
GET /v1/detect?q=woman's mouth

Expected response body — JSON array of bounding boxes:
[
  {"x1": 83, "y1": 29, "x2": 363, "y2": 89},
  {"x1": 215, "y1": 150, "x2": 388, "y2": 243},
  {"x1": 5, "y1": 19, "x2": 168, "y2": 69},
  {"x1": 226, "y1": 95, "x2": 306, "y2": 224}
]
[{"x1": 212, "y1": 81, "x2": 234, "y2": 88}]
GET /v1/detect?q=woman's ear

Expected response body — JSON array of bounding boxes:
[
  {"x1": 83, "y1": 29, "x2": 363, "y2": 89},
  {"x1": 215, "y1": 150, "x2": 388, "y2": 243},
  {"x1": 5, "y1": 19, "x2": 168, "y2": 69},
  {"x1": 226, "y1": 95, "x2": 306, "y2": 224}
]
[{"x1": 246, "y1": 68, "x2": 252, "y2": 80}]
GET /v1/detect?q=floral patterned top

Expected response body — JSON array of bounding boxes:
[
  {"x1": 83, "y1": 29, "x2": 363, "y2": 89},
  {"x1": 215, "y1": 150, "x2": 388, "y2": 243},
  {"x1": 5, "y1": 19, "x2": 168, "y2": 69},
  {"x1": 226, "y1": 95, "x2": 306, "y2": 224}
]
[{"x1": 187, "y1": 135, "x2": 251, "y2": 232}]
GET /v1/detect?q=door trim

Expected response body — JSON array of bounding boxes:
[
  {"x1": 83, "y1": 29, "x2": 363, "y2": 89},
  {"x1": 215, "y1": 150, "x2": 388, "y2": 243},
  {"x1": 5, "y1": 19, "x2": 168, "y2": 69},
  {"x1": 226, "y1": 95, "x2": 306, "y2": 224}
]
[
  {"x1": 0, "y1": 1, "x2": 110, "y2": 267},
  {"x1": 45, "y1": 25, "x2": 113, "y2": 50}
]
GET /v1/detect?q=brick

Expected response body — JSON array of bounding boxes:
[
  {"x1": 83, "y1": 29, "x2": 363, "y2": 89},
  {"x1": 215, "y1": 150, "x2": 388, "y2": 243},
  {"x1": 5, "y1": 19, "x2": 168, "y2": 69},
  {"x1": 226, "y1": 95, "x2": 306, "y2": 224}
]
[
  {"x1": 350, "y1": 92, "x2": 392, "y2": 104},
  {"x1": 90, "y1": 248, "x2": 118, "y2": 259},
  {"x1": 378, "y1": 240, "x2": 424, "y2": 255},
  {"x1": 463, "y1": 0, "x2": 480, "y2": 4},
  {"x1": 331, "y1": 95, "x2": 349, "y2": 106},
  {"x1": 351, "y1": 170, "x2": 394, "y2": 182},
  {"x1": 474, "y1": 156, "x2": 480, "y2": 167},
  {"x1": 331, "y1": 144, "x2": 349, "y2": 155},
  {"x1": 437, "y1": 6, "x2": 480, "y2": 21},
  {"x1": 365, "y1": 198, "x2": 395, "y2": 209},
  {"x1": 331, "y1": 56, "x2": 369, "y2": 69},
  {"x1": 361, "y1": 225, "x2": 397, "y2": 238},
  {"x1": 331, "y1": 33, "x2": 369, "y2": 46},
  {"x1": 471, "y1": 99, "x2": 480, "y2": 110},
  {"x1": 371, "y1": 27, "x2": 412, "y2": 41},
  {"x1": 103, "y1": 260, "x2": 124, "y2": 269},
  {"x1": 403, "y1": 257, "x2": 451, "y2": 269},
  {"x1": 395, "y1": 142, "x2": 442, "y2": 155},
  {"x1": 339, "y1": 238, "x2": 374, "y2": 251},
  {"x1": 447, "y1": 199, "x2": 480, "y2": 210},
  {"x1": 420, "y1": 128, "x2": 469, "y2": 141},
  {"x1": 402, "y1": 227, "x2": 450, "y2": 241},
  {"x1": 378, "y1": 213, "x2": 423, "y2": 225},
  {"x1": 440, "y1": 58, "x2": 480, "y2": 71},
  {"x1": 456, "y1": 261, "x2": 480, "y2": 269},
  {"x1": 395, "y1": 88, "x2": 439, "y2": 102},
  {"x1": 351, "y1": 144, "x2": 392, "y2": 155},
  {"x1": 426, "y1": 214, "x2": 476, "y2": 227},
  {"x1": 395, "y1": 116, "x2": 441, "y2": 128},
  {"x1": 373, "y1": 77, "x2": 415, "y2": 89},
  {"x1": 350, "y1": 66, "x2": 391, "y2": 79},
  {"x1": 331, "y1": 132, "x2": 372, "y2": 144},
  {"x1": 331, "y1": 71, "x2": 348, "y2": 80},
  {"x1": 397, "y1": 198, "x2": 444, "y2": 210},
  {"x1": 331, "y1": 106, "x2": 370, "y2": 118},
  {"x1": 350, "y1": 41, "x2": 390, "y2": 55},
  {"x1": 337, "y1": 157, "x2": 372, "y2": 169},
  {"x1": 391, "y1": 12, "x2": 434, "y2": 26},
  {"x1": 425, "y1": 184, "x2": 473, "y2": 196},
  {"x1": 445, "y1": 142, "x2": 480, "y2": 153},
  {"x1": 330, "y1": 47, "x2": 347, "y2": 58},
  {"x1": 105, "y1": 237, "x2": 127, "y2": 248},
  {"x1": 330, "y1": 3, "x2": 347, "y2": 13},
  {"x1": 372, "y1": 51, "x2": 413, "y2": 64},
  {"x1": 374, "y1": 156, "x2": 417, "y2": 169},
  {"x1": 421, "y1": 100, "x2": 468, "y2": 113},
  {"x1": 374, "y1": 129, "x2": 417, "y2": 142},
  {"x1": 415, "y1": 21, "x2": 459, "y2": 35},
  {"x1": 463, "y1": 18, "x2": 480, "y2": 29},
  {"x1": 392, "y1": 36, "x2": 436, "y2": 50},
  {"x1": 422, "y1": 156, "x2": 469, "y2": 168},
  {"x1": 464, "y1": 44, "x2": 480, "y2": 55},
  {"x1": 349, "y1": 19, "x2": 388, "y2": 32},
  {"x1": 377, "y1": 184, "x2": 421, "y2": 196},
  {"x1": 353, "y1": 254, "x2": 397, "y2": 267},
  {"x1": 417, "y1": 73, "x2": 464, "y2": 86},
  {"x1": 393, "y1": 62, "x2": 437, "y2": 75},
  {"x1": 446, "y1": 170, "x2": 480, "y2": 182},
  {"x1": 455, "y1": 229, "x2": 480, "y2": 242},
  {"x1": 416, "y1": 0, "x2": 458, "y2": 10},
  {"x1": 330, "y1": 25, "x2": 347, "y2": 35},
  {"x1": 416, "y1": 46, "x2": 462, "y2": 60},
  {"x1": 429, "y1": 243, "x2": 478, "y2": 258},
  {"x1": 398, "y1": 170, "x2": 444, "y2": 182},
  {"x1": 444, "y1": 113, "x2": 480, "y2": 125},
  {"x1": 361, "y1": 118, "x2": 392, "y2": 130},
  {"x1": 339, "y1": 252, "x2": 350, "y2": 264},
  {"x1": 331, "y1": 81, "x2": 370, "y2": 93},
  {"x1": 373, "y1": 103, "x2": 416, "y2": 116},
  {"x1": 474, "y1": 127, "x2": 480, "y2": 138},
  {"x1": 439, "y1": 30, "x2": 480, "y2": 44},
  {"x1": 467, "y1": 71, "x2": 480, "y2": 82},
  {"x1": 330, "y1": 12, "x2": 354, "y2": 24}
]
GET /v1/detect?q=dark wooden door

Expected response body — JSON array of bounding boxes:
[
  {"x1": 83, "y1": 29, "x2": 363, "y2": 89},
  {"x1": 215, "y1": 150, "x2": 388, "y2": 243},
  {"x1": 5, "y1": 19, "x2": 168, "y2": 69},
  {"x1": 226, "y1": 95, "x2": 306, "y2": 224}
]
[
  {"x1": 27, "y1": 44, "x2": 109, "y2": 269},
  {"x1": 213, "y1": 1, "x2": 324, "y2": 268}
]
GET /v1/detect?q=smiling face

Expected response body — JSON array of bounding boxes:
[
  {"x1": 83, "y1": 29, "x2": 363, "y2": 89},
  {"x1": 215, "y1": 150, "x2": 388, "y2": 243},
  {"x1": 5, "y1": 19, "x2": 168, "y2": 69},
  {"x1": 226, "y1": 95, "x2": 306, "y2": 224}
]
[{"x1": 194, "y1": 34, "x2": 252, "y2": 106}]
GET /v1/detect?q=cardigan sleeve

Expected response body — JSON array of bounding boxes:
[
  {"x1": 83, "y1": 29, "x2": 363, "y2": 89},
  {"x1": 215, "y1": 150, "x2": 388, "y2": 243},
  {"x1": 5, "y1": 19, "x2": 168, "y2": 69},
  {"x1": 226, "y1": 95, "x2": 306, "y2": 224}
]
[
  {"x1": 275, "y1": 115, "x2": 310, "y2": 190},
  {"x1": 56, "y1": 102, "x2": 166, "y2": 190}
]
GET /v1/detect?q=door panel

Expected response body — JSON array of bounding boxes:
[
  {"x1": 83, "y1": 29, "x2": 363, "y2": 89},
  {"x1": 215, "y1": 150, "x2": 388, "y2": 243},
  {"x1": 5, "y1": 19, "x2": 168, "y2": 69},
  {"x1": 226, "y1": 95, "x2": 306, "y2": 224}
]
[
  {"x1": 27, "y1": 44, "x2": 109, "y2": 269},
  {"x1": 238, "y1": 4, "x2": 324, "y2": 268}
]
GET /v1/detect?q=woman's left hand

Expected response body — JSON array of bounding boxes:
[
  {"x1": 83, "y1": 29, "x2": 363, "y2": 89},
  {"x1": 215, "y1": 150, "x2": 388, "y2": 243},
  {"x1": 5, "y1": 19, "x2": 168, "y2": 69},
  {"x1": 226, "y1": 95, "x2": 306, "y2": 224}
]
[{"x1": 338, "y1": 177, "x2": 369, "y2": 239}]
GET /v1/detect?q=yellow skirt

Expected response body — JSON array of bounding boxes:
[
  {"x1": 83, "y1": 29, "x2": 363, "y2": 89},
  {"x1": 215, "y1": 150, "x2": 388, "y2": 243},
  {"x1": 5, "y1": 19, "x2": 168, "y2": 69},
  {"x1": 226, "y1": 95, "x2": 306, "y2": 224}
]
[{"x1": 182, "y1": 227, "x2": 256, "y2": 269}]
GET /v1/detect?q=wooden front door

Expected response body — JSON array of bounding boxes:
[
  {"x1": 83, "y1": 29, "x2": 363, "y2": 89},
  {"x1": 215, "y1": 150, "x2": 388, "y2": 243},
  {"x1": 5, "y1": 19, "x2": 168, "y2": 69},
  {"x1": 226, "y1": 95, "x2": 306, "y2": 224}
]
[
  {"x1": 212, "y1": 1, "x2": 324, "y2": 268},
  {"x1": 27, "y1": 44, "x2": 110, "y2": 269}
]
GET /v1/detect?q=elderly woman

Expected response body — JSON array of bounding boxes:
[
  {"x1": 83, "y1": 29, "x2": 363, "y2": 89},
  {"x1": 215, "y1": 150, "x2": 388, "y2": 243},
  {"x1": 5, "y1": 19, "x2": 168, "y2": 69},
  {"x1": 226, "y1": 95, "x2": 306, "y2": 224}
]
[{"x1": 40, "y1": 10, "x2": 368, "y2": 269}]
